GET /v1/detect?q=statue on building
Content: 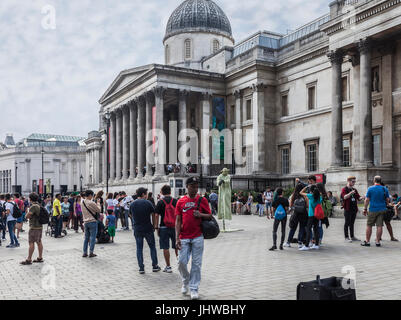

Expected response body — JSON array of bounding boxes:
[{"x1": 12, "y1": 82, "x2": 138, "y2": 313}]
[
  {"x1": 217, "y1": 168, "x2": 232, "y2": 224},
  {"x1": 373, "y1": 69, "x2": 380, "y2": 92}
]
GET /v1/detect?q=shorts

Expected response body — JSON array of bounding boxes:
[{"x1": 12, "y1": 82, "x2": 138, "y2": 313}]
[
  {"x1": 16, "y1": 216, "x2": 24, "y2": 223},
  {"x1": 265, "y1": 202, "x2": 272, "y2": 209},
  {"x1": 29, "y1": 229, "x2": 43, "y2": 243},
  {"x1": 367, "y1": 211, "x2": 385, "y2": 227},
  {"x1": 62, "y1": 215, "x2": 70, "y2": 222},
  {"x1": 108, "y1": 226, "x2": 116, "y2": 237},
  {"x1": 159, "y1": 227, "x2": 176, "y2": 250}
]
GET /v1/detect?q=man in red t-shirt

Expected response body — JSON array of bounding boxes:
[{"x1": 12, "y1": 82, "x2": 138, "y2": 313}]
[{"x1": 175, "y1": 177, "x2": 211, "y2": 300}]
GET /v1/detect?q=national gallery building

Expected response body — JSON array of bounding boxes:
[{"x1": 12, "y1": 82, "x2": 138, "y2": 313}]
[{"x1": 85, "y1": 0, "x2": 401, "y2": 196}]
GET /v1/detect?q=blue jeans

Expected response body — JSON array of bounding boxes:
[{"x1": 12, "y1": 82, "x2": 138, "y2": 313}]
[
  {"x1": 1, "y1": 217, "x2": 6, "y2": 239},
  {"x1": 178, "y1": 236, "x2": 204, "y2": 292},
  {"x1": 55, "y1": 216, "x2": 63, "y2": 237},
  {"x1": 134, "y1": 231, "x2": 158, "y2": 270},
  {"x1": 256, "y1": 204, "x2": 264, "y2": 216},
  {"x1": 7, "y1": 220, "x2": 19, "y2": 245},
  {"x1": 83, "y1": 221, "x2": 98, "y2": 254}
]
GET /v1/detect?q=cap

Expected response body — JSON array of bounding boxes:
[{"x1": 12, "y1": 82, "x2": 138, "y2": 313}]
[{"x1": 186, "y1": 177, "x2": 200, "y2": 186}]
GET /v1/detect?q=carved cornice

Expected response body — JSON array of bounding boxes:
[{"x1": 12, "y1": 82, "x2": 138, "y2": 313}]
[
  {"x1": 327, "y1": 49, "x2": 344, "y2": 65},
  {"x1": 358, "y1": 38, "x2": 372, "y2": 54},
  {"x1": 179, "y1": 89, "x2": 189, "y2": 101},
  {"x1": 233, "y1": 90, "x2": 242, "y2": 100},
  {"x1": 153, "y1": 86, "x2": 166, "y2": 99},
  {"x1": 251, "y1": 83, "x2": 265, "y2": 93}
]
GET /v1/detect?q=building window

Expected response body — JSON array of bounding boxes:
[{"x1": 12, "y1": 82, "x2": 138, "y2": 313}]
[
  {"x1": 342, "y1": 76, "x2": 349, "y2": 102},
  {"x1": 246, "y1": 100, "x2": 252, "y2": 120},
  {"x1": 373, "y1": 134, "x2": 381, "y2": 166},
  {"x1": 213, "y1": 40, "x2": 220, "y2": 54},
  {"x1": 281, "y1": 93, "x2": 288, "y2": 117},
  {"x1": 280, "y1": 146, "x2": 291, "y2": 174},
  {"x1": 184, "y1": 39, "x2": 191, "y2": 60},
  {"x1": 305, "y1": 141, "x2": 319, "y2": 172},
  {"x1": 308, "y1": 85, "x2": 316, "y2": 110},
  {"x1": 165, "y1": 45, "x2": 170, "y2": 64},
  {"x1": 343, "y1": 137, "x2": 351, "y2": 167}
]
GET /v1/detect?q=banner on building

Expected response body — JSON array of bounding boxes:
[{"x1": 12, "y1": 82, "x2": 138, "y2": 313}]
[{"x1": 212, "y1": 97, "x2": 226, "y2": 161}]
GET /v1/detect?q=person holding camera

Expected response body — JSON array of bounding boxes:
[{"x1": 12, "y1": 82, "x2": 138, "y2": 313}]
[
  {"x1": 81, "y1": 190, "x2": 101, "y2": 258},
  {"x1": 341, "y1": 176, "x2": 363, "y2": 243}
]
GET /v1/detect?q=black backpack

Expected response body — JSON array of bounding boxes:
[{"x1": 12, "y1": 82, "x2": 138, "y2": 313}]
[
  {"x1": 11, "y1": 202, "x2": 22, "y2": 219},
  {"x1": 197, "y1": 197, "x2": 220, "y2": 240},
  {"x1": 294, "y1": 197, "x2": 307, "y2": 215},
  {"x1": 39, "y1": 206, "x2": 50, "y2": 225}
]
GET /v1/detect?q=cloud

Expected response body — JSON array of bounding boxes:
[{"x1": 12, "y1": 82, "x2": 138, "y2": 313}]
[{"x1": 0, "y1": 0, "x2": 330, "y2": 143}]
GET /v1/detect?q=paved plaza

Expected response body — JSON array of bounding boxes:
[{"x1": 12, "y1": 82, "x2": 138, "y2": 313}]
[{"x1": 0, "y1": 215, "x2": 401, "y2": 300}]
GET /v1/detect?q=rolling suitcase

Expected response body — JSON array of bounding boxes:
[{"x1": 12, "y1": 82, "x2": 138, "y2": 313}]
[{"x1": 297, "y1": 275, "x2": 356, "y2": 300}]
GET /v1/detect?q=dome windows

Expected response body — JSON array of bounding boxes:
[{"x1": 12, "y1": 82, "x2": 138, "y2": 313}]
[
  {"x1": 184, "y1": 39, "x2": 192, "y2": 60},
  {"x1": 213, "y1": 39, "x2": 220, "y2": 54}
]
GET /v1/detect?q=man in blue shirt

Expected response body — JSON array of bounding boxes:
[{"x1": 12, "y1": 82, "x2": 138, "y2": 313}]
[{"x1": 361, "y1": 176, "x2": 389, "y2": 247}]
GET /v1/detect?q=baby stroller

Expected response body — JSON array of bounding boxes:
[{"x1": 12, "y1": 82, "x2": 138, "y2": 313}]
[
  {"x1": 97, "y1": 220, "x2": 110, "y2": 244},
  {"x1": 46, "y1": 216, "x2": 56, "y2": 237}
]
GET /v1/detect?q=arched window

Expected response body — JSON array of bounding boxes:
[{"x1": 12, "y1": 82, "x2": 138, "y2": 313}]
[
  {"x1": 213, "y1": 39, "x2": 220, "y2": 53},
  {"x1": 184, "y1": 39, "x2": 191, "y2": 59},
  {"x1": 165, "y1": 45, "x2": 170, "y2": 64}
]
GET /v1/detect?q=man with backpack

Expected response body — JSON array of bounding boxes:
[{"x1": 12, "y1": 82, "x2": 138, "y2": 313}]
[
  {"x1": 4, "y1": 193, "x2": 20, "y2": 248},
  {"x1": 20, "y1": 193, "x2": 45, "y2": 265},
  {"x1": 155, "y1": 185, "x2": 178, "y2": 273},
  {"x1": 341, "y1": 176, "x2": 363, "y2": 243},
  {"x1": 269, "y1": 188, "x2": 289, "y2": 251}
]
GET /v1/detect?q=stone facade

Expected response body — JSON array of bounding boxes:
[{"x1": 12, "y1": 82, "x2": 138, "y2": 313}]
[{"x1": 87, "y1": 0, "x2": 401, "y2": 198}]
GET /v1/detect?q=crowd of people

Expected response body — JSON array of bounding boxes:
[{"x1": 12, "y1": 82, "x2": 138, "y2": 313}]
[
  {"x1": 0, "y1": 176, "x2": 211, "y2": 300},
  {"x1": 1, "y1": 173, "x2": 400, "y2": 299}
]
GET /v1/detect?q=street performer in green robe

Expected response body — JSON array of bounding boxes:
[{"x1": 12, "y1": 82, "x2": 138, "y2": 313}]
[{"x1": 217, "y1": 168, "x2": 232, "y2": 222}]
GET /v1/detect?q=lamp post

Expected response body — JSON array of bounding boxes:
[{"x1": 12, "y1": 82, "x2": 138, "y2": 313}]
[
  {"x1": 80, "y1": 174, "x2": 83, "y2": 192},
  {"x1": 198, "y1": 154, "x2": 203, "y2": 189},
  {"x1": 41, "y1": 148, "x2": 44, "y2": 197},
  {"x1": 14, "y1": 161, "x2": 18, "y2": 194},
  {"x1": 105, "y1": 111, "x2": 111, "y2": 194}
]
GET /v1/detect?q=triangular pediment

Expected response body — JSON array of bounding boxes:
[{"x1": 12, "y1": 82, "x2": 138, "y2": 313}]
[{"x1": 99, "y1": 64, "x2": 154, "y2": 104}]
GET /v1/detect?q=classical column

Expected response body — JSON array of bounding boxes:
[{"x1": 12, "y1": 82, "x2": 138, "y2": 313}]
[
  {"x1": 85, "y1": 150, "x2": 90, "y2": 184},
  {"x1": 328, "y1": 49, "x2": 344, "y2": 167},
  {"x1": 115, "y1": 108, "x2": 123, "y2": 181},
  {"x1": 102, "y1": 133, "x2": 108, "y2": 185},
  {"x1": 201, "y1": 92, "x2": 211, "y2": 176},
  {"x1": 234, "y1": 90, "x2": 242, "y2": 130},
  {"x1": 252, "y1": 83, "x2": 266, "y2": 173},
  {"x1": 137, "y1": 97, "x2": 146, "y2": 179},
  {"x1": 154, "y1": 87, "x2": 166, "y2": 177},
  {"x1": 359, "y1": 39, "x2": 373, "y2": 166},
  {"x1": 94, "y1": 147, "x2": 101, "y2": 184},
  {"x1": 178, "y1": 90, "x2": 188, "y2": 174},
  {"x1": 68, "y1": 159, "x2": 74, "y2": 192},
  {"x1": 351, "y1": 55, "x2": 361, "y2": 165},
  {"x1": 25, "y1": 159, "x2": 31, "y2": 193},
  {"x1": 129, "y1": 101, "x2": 138, "y2": 180},
  {"x1": 122, "y1": 105, "x2": 130, "y2": 180},
  {"x1": 145, "y1": 92, "x2": 154, "y2": 179},
  {"x1": 109, "y1": 112, "x2": 116, "y2": 182}
]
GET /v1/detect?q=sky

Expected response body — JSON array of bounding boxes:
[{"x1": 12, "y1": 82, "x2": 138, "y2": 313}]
[{"x1": 0, "y1": 0, "x2": 330, "y2": 143}]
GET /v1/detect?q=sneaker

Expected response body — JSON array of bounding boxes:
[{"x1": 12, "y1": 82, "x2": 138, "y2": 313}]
[
  {"x1": 139, "y1": 269, "x2": 145, "y2": 274},
  {"x1": 351, "y1": 237, "x2": 360, "y2": 241},
  {"x1": 375, "y1": 243, "x2": 381, "y2": 247},
  {"x1": 311, "y1": 244, "x2": 320, "y2": 250},
  {"x1": 152, "y1": 266, "x2": 161, "y2": 272},
  {"x1": 15, "y1": 243, "x2": 20, "y2": 247},
  {"x1": 361, "y1": 241, "x2": 370, "y2": 247},
  {"x1": 82, "y1": 253, "x2": 88, "y2": 257},
  {"x1": 299, "y1": 245, "x2": 310, "y2": 251},
  {"x1": 89, "y1": 253, "x2": 97, "y2": 258},
  {"x1": 298, "y1": 243, "x2": 303, "y2": 249},
  {"x1": 181, "y1": 285, "x2": 189, "y2": 295},
  {"x1": 269, "y1": 245, "x2": 277, "y2": 251},
  {"x1": 309, "y1": 241, "x2": 313, "y2": 247},
  {"x1": 190, "y1": 291, "x2": 199, "y2": 300},
  {"x1": 279, "y1": 244, "x2": 284, "y2": 250},
  {"x1": 6, "y1": 244, "x2": 15, "y2": 248},
  {"x1": 163, "y1": 266, "x2": 173, "y2": 273},
  {"x1": 346, "y1": 238, "x2": 352, "y2": 243},
  {"x1": 283, "y1": 242, "x2": 291, "y2": 247}
]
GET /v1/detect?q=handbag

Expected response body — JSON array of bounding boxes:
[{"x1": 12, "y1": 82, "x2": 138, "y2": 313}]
[
  {"x1": 82, "y1": 200, "x2": 99, "y2": 221},
  {"x1": 383, "y1": 187, "x2": 394, "y2": 221},
  {"x1": 197, "y1": 197, "x2": 220, "y2": 240}
]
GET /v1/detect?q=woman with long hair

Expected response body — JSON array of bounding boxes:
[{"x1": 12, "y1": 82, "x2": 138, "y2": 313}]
[
  {"x1": 299, "y1": 185, "x2": 322, "y2": 251},
  {"x1": 316, "y1": 183, "x2": 330, "y2": 244},
  {"x1": 147, "y1": 192, "x2": 155, "y2": 207},
  {"x1": 95, "y1": 190, "x2": 104, "y2": 222},
  {"x1": 284, "y1": 183, "x2": 308, "y2": 248}
]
